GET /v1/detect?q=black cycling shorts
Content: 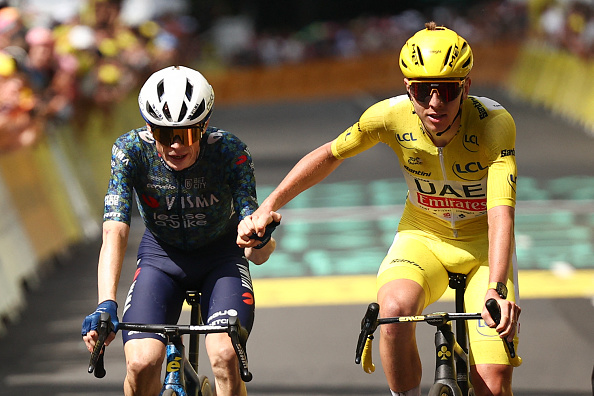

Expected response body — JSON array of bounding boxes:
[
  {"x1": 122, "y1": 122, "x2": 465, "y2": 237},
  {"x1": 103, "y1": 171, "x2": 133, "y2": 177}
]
[{"x1": 121, "y1": 228, "x2": 255, "y2": 344}]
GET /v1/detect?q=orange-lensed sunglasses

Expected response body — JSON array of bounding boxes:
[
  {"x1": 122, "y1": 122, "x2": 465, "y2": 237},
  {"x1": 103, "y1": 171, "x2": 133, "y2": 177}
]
[{"x1": 150, "y1": 125, "x2": 203, "y2": 147}]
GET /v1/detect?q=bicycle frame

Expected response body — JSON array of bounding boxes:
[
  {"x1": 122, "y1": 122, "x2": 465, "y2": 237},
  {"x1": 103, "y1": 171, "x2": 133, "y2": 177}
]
[{"x1": 355, "y1": 273, "x2": 516, "y2": 396}]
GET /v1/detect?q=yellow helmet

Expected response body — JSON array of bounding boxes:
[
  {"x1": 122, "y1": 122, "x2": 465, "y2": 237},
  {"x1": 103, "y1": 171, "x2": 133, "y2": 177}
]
[{"x1": 399, "y1": 23, "x2": 473, "y2": 79}]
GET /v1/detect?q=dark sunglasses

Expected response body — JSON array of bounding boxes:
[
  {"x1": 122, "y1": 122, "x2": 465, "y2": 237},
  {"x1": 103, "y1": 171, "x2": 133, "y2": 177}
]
[
  {"x1": 150, "y1": 125, "x2": 204, "y2": 146},
  {"x1": 408, "y1": 80, "x2": 465, "y2": 105}
]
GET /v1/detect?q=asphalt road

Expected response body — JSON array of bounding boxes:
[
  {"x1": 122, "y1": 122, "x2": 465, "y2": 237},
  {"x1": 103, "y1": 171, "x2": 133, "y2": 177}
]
[{"x1": 0, "y1": 88, "x2": 592, "y2": 395}]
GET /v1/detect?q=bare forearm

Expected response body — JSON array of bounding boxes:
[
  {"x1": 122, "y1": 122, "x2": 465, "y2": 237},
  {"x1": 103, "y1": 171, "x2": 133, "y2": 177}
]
[
  {"x1": 98, "y1": 221, "x2": 130, "y2": 303},
  {"x1": 260, "y1": 142, "x2": 343, "y2": 212},
  {"x1": 487, "y1": 205, "x2": 515, "y2": 283}
]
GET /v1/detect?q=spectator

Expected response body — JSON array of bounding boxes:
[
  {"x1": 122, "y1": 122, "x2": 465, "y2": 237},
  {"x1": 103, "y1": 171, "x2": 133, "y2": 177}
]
[{"x1": 0, "y1": 52, "x2": 40, "y2": 152}]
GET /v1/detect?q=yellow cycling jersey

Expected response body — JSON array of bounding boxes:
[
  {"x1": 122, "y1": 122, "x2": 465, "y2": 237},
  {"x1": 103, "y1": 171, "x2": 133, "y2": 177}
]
[{"x1": 331, "y1": 95, "x2": 517, "y2": 238}]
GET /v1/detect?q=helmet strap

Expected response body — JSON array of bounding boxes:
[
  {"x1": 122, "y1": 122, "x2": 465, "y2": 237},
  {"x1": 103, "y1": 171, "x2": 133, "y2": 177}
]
[
  {"x1": 435, "y1": 94, "x2": 464, "y2": 137},
  {"x1": 435, "y1": 107, "x2": 461, "y2": 137}
]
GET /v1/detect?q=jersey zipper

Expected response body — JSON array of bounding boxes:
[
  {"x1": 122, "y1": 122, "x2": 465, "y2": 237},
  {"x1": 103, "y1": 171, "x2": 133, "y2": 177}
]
[{"x1": 438, "y1": 147, "x2": 458, "y2": 238}]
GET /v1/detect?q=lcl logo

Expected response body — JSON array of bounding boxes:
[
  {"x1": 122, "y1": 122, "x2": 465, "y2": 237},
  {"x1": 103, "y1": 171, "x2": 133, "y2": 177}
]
[{"x1": 397, "y1": 132, "x2": 417, "y2": 142}]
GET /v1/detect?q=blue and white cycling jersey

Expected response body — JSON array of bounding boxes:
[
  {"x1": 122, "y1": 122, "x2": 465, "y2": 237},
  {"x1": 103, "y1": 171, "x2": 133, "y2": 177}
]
[{"x1": 103, "y1": 126, "x2": 258, "y2": 251}]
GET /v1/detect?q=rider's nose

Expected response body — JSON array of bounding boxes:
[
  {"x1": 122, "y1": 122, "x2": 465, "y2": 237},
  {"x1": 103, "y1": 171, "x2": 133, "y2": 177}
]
[
  {"x1": 171, "y1": 136, "x2": 185, "y2": 147},
  {"x1": 428, "y1": 91, "x2": 444, "y2": 107}
]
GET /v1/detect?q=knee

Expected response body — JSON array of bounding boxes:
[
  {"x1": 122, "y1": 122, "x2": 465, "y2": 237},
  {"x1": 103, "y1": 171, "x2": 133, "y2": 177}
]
[
  {"x1": 207, "y1": 336, "x2": 238, "y2": 373},
  {"x1": 379, "y1": 301, "x2": 418, "y2": 340},
  {"x1": 472, "y1": 382, "x2": 511, "y2": 396},
  {"x1": 126, "y1": 352, "x2": 162, "y2": 379},
  {"x1": 378, "y1": 279, "x2": 425, "y2": 318},
  {"x1": 378, "y1": 289, "x2": 424, "y2": 340},
  {"x1": 380, "y1": 295, "x2": 420, "y2": 318},
  {"x1": 124, "y1": 340, "x2": 164, "y2": 380},
  {"x1": 471, "y1": 365, "x2": 513, "y2": 396}
]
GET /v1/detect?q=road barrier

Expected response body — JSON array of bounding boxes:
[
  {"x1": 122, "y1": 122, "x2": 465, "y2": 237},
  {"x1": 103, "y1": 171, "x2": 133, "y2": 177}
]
[
  {"x1": 207, "y1": 42, "x2": 520, "y2": 105},
  {"x1": 507, "y1": 41, "x2": 594, "y2": 134}
]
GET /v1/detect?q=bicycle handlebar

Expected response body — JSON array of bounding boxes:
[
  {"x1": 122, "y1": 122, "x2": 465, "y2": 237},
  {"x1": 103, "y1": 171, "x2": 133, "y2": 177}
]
[
  {"x1": 87, "y1": 313, "x2": 253, "y2": 382},
  {"x1": 355, "y1": 298, "x2": 519, "y2": 372}
]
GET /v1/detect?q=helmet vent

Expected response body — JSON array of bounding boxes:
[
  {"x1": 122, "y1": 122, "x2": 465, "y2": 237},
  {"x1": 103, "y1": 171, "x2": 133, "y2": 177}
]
[
  {"x1": 177, "y1": 102, "x2": 188, "y2": 122},
  {"x1": 188, "y1": 99, "x2": 205, "y2": 122},
  {"x1": 157, "y1": 79, "x2": 165, "y2": 102},
  {"x1": 163, "y1": 103, "x2": 172, "y2": 121},
  {"x1": 185, "y1": 79, "x2": 193, "y2": 101},
  {"x1": 444, "y1": 46, "x2": 452, "y2": 68},
  {"x1": 416, "y1": 46, "x2": 424, "y2": 66},
  {"x1": 461, "y1": 42, "x2": 472, "y2": 69},
  {"x1": 146, "y1": 101, "x2": 161, "y2": 120}
]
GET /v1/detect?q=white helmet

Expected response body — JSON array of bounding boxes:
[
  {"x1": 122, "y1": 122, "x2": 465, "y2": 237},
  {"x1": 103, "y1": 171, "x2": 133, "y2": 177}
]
[{"x1": 138, "y1": 65, "x2": 214, "y2": 127}]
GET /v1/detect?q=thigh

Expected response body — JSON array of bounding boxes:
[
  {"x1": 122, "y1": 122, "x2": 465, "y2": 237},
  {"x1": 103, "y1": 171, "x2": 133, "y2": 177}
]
[
  {"x1": 122, "y1": 264, "x2": 186, "y2": 344},
  {"x1": 201, "y1": 255, "x2": 255, "y2": 334},
  {"x1": 377, "y1": 231, "x2": 450, "y2": 308}
]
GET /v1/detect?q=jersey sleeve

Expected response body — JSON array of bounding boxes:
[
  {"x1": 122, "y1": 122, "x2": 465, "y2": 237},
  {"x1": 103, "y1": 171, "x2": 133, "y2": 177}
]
[
  {"x1": 484, "y1": 110, "x2": 517, "y2": 210},
  {"x1": 103, "y1": 134, "x2": 138, "y2": 225},
  {"x1": 226, "y1": 135, "x2": 259, "y2": 221},
  {"x1": 331, "y1": 99, "x2": 391, "y2": 159}
]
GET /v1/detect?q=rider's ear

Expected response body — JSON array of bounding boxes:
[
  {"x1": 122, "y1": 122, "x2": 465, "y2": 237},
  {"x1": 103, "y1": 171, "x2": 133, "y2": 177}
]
[
  {"x1": 463, "y1": 78, "x2": 472, "y2": 99},
  {"x1": 403, "y1": 78, "x2": 412, "y2": 101}
]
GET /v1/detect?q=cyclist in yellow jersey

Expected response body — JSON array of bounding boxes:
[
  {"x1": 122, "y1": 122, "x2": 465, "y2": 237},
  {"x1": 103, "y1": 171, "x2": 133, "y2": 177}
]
[{"x1": 237, "y1": 22, "x2": 521, "y2": 396}]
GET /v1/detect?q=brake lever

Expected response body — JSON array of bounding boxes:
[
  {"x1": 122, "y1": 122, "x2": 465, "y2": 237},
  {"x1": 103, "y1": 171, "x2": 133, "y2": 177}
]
[
  {"x1": 355, "y1": 302, "x2": 379, "y2": 364},
  {"x1": 227, "y1": 315, "x2": 253, "y2": 382},
  {"x1": 88, "y1": 312, "x2": 113, "y2": 378},
  {"x1": 485, "y1": 298, "x2": 516, "y2": 358}
]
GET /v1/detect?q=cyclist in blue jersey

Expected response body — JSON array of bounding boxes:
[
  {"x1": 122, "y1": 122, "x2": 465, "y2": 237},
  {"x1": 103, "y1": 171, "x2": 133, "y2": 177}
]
[{"x1": 82, "y1": 65, "x2": 280, "y2": 396}]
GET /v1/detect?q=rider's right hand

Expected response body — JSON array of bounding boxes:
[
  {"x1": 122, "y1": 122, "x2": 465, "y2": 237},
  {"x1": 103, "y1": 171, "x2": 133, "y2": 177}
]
[
  {"x1": 237, "y1": 210, "x2": 282, "y2": 248},
  {"x1": 81, "y1": 300, "x2": 119, "y2": 352}
]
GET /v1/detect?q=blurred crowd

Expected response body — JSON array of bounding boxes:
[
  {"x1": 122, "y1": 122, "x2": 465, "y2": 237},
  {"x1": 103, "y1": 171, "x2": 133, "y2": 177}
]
[
  {"x1": 0, "y1": 0, "x2": 533, "y2": 154},
  {"x1": 530, "y1": 0, "x2": 594, "y2": 58},
  {"x1": 220, "y1": 1, "x2": 527, "y2": 67},
  {"x1": 0, "y1": 0, "x2": 200, "y2": 152}
]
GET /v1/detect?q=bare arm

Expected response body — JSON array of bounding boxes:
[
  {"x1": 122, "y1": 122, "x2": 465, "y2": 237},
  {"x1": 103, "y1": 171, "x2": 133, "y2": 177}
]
[
  {"x1": 260, "y1": 142, "x2": 343, "y2": 213},
  {"x1": 483, "y1": 205, "x2": 521, "y2": 341},
  {"x1": 98, "y1": 220, "x2": 130, "y2": 303},
  {"x1": 487, "y1": 205, "x2": 514, "y2": 286},
  {"x1": 237, "y1": 142, "x2": 343, "y2": 247},
  {"x1": 82, "y1": 220, "x2": 130, "y2": 350}
]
